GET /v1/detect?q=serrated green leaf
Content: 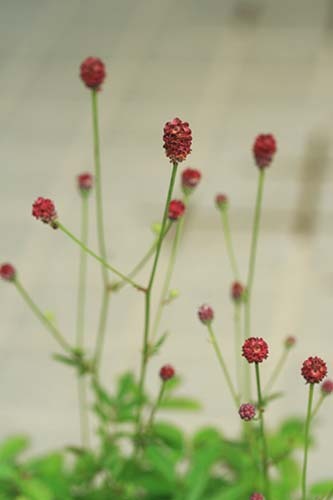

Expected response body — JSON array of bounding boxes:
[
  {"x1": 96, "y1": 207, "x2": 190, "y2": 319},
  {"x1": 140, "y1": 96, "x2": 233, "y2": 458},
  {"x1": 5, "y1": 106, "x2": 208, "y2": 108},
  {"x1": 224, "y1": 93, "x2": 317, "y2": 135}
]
[
  {"x1": 151, "y1": 421, "x2": 185, "y2": 454},
  {"x1": 0, "y1": 436, "x2": 29, "y2": 463}
]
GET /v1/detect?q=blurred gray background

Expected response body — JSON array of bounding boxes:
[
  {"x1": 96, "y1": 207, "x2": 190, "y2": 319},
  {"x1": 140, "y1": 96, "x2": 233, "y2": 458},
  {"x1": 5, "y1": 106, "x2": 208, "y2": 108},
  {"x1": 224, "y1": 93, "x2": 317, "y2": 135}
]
[{"x1": 1, "y1": 0, "x2": 333, "y2": 483}]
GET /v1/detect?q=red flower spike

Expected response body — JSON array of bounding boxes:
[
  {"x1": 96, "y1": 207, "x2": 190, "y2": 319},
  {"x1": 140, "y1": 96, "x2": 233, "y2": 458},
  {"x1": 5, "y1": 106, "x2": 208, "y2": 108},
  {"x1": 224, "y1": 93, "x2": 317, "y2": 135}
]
[
  {"x1": 181, "y1": 168, "x2": 201, "y2": 194},
  {"x1": 321, "y1": 379, "x2": 333, "y2": 395},
  {"x1": 215, "y1": 193, "x2": 228, "y2": 210},
  {"x1": 253, "y1": 134, "x2": 277, "y2": 169},
  {"x1": 198, "y1": 304, "x2": 214, "y2": 325},
  {"x1": 242, "y1": 337, "x2": 269, "y2": 364},
  {"x1": 163, "y1": 118, "x2": 192, "y2": 163},
  {"x1": 0, "y1": 263, "x2": 16, "y2": 282},
  {"x1": 231, "y1": 281, "x2": 244, "y2": 302},
  {"x1": 168, "y1": 199, "x2": 185, "y2": 221},
  {"x1": 250, "y1": 494, "x2": 265, "y2": 500},
  {"x1": 77, "y1": 172, "x2": 93, "y2": 192},
  {"x1": 32, "y1": 197, "x2": 58, "y2": 227},
  {"x1": 239, "y1": 403, "x2": 256, "y2": 421},
  {"x1": 159, "y1": 364, "x2": 175, "y2": 381},
  {"x1": 80, "y1": 57, "x2": 106, "y2": 90},
  {"x1": 301, "y1": 356, "x2": 327, "y2": 384},
  {"x1": 285, "y1": 336, "x2": 296, "y2": 348}
]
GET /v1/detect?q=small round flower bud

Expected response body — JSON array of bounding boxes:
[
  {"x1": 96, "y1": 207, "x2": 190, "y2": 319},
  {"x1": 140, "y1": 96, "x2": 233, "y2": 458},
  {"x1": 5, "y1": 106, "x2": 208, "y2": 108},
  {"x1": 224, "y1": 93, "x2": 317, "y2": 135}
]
[
  {"x1": 239, "y1": 403, "x2": 256, "y2": 421},
  {"x1": 0, "y1": 263, "x2": 16, "y2": 282},
  {"x1": 198, "y1": 304, "x2": 214, "y2": 325},
  {"x1": 242, "y1": 337, "x2": 269, "y2": 364},
  {"x1": 321, "y1": 379, "x2": 333, "y2": 395},
  {"x1": 250, "y1": 493, "x2": 265, "y2": 500},
  {"x1": 301, "y1": 356, "x2": 327, "y2": 384},
  {"x1": 253, "y1": 134, "x2": 277, "y2": 169},
  {"x1": 159, "y1": 364, "x2": 175, "y2": 381},
  {"x1": 169, "y1": 288, "x2": 180, "y2": 300},
  {"x1": 80, "y1": 57, "x2": 106, "y2": 90},
  {"x1": 181, "y1": 168, "x2": 201, "y2": 195},
  {"x1": 163, "y1": 118, "x2": 192, "y2": 163},
  {"x1": 77, "y1": 172, "x2": 93, "y2": 192},
  {"x1": 231, "y1": 281, "x2": 244, "y2": 302},
  {"x1": 32, "y1": 197, "x2": 58, "y2": 227},
  {"x1": 215, "y1": 193, "x2": 228, "y2": 210},
  {"x1": 168, "y1": 199, "x2": 186, "y2": 221},
  {"x1": 285, "y1": 336, "x2": 296, "y2": 349},
  {"x1": 151, "y1": 222, "x2": 162, "y2": 236}
]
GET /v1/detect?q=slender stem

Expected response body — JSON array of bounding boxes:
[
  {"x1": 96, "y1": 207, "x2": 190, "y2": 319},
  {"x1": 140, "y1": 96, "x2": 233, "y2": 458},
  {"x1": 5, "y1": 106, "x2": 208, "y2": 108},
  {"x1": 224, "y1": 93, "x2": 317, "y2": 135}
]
[
  {"x1": 57, "y1": 222, "x2": 143, "y2": 290},
  {"x1": 136, "y1": 162, "x2": 178, "y2": 433},
  {"x1": 233, "y1": 302, "x2": 242, "y2": 397},
  {"x1": 311, "y1": 394, "x2": 324, "y2": 421},
  {"x1": 93, "y1": 292, "x2": 110, "y2": 374},
  {"x1": 150, "y1": 194, "x2": 188, "y2": 342},
  {"x1": 302, "y1": 383, "x2": 314, "y2": 500},
  {"x1": 264, "y1": 347, "x2": 289, "y2": 396},
  {"x1": 220, "y1": 208, "x2": 240, "y2": 280},
  {"x1": 147, "y1": 383, "x2": 165, "y2": 428},
  {"x1": 91, "y1": 89, "x2": 108, "y2": 286},
  {"x1": 207, "y1": 324, "x2": 239, "y2": 408},
  {"x1": 255, "y1": 362, "x2": 270, "y2": 500},
  {"x1": 14, "y1": 280, "x2": 72, "y2": 353},
  {"x1": 77, "y1": 376, "x2": 90, "y2": 447}
]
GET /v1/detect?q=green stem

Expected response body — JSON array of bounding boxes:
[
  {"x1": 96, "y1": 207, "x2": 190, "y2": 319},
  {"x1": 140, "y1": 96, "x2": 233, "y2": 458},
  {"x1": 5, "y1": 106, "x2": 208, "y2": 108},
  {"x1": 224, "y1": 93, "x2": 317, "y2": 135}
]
[
  {"x1": 311, "y1": 394, "x2": 324, "y2": 421},
  {"x1": 207, "y1": 324, "x2": 239, "y2": 408},
  {"x1": 136, "y1": 162, "x2": 178, "y2": 434},
  {"x1": 147, "y1": 383, "x2": 165, "y2": 428},
  {"x1": 93, "y1": 292, "x2": 110, "y2": 374},
  {"x1": 14, "y1": 280, "x2": 72, "y2": 353},
  {"x1": 302, "y1": 383, "x2": 314, "y2": 500},
  {"x1": 264, "y1": 347, "x2": 289, "y2": 396},
  {"x1": 150, "y1": 194, "x2": 188, "y2": 342},
  {"x1": 220, "y1": 208, "x2": 240, "y2": 280},
  {"x1": 255, "y1": 362, "x2": 271, "y2": 499},
  {"x1": 77, "y1": 376, "x2": 90, "y2": 448},
  {"x1": 57, "y1": 222, "x2": 143, "y2": 290},
  {"x1": 234, "y1": 302, "x2": 242, "y2": 397}
]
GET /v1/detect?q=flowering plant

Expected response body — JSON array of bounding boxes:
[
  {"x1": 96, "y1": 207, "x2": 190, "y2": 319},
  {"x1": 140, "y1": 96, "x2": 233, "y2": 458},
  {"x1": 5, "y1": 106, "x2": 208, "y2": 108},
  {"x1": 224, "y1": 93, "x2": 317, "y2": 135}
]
[{"x1": 0, "y1": 57, "x2": 332, "y2": 500}]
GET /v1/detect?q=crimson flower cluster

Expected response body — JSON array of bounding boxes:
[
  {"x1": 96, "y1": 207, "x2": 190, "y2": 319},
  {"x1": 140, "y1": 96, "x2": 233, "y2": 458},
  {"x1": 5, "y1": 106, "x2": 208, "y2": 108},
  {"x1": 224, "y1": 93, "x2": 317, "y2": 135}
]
[
  {"x1": 215, "y1": 193, "x2": 228, "y2": 209},
  {"x1": 159, "y1": 364, "x2": 175, "y2": 381},
  {"x1": 301, "y1": 356, "x2": 327, "y2": 384},
  {"x1": 253, "y1": 134, "x2": 277, "y2": 169},
  {"x1": 0, "y1": 263, "x2": 16, "y2": 281},
  {"x1": 77, "y1": 172, "x2": 93, "y2": 192},
  {"x1": 32, "y1": 197, "x2": 58, "y2": 226},
  {"x1": 239, "y1": 403, "x2": 256, "y2": 421},
  {"x1": 163, "y1": 118, "x2": 192, "y2": 163},
  {"x1": 242, "y1": 337, "x2": 269, "y2": 364},
  {"x1": 80, "y1": 57, "x2": 106, "y2": 90},
  {"x1": 181, "y1": 167, "x2": 201, "y2": 194},
  {"x1": 321, "y1": 379, "x2": 333, "y2": 395},
  {"x1": 168, "y1": 200, "x2": 185, "y2": 221},
  {"x1": 250, "y1": 494, "x2": 265, "y2": 500},
  {"x1": 231, "y1": 281, "x2": 244, "y2": 302},
  {"x1": 198, "y1": 304, "x2": 214, "y2": 325}
]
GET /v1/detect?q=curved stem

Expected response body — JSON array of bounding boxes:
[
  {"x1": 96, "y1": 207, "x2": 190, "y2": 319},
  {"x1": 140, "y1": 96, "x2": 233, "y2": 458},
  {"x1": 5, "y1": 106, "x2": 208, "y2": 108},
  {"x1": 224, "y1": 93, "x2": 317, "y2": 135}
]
[
  {"x1": 207, "y1": 324, "x2": 239, "y2": 408},
  {"x1": 220, "y1": 208, "x2": 240, "y2": 280},
  {"x1": 93, "y1": 292, "x2": 110, "y2": 374},
  {"x1": 255, "y1": 362, "x2": 271, "y2": 499},
  {"x1": 147, "y1": 382, "x2": 166, "y2": 429},
  {"x1": 14, "y1": 280, "x2": 72, "y2": 353},
  {"x1": 57, "y1": 222, "x2": 143, "y2": 290},
  {"x1": 264, "y1": 347, "x2": 289, "y2": 396},
  {"x1": 311, "y1": 394, "x2": 324, "y2": 421},
  {"x1": 302, "y1": 383, "x2": 314, "y2": 500},
  {"x1": 233, "y1": 302, "x2": 242, "y2": 397}
]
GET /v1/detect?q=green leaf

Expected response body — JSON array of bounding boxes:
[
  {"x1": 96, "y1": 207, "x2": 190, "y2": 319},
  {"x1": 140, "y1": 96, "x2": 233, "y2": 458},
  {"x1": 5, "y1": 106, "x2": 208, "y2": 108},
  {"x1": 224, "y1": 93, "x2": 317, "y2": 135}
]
[
  {"x1": 159, "y1": 397, "x2": 201, "y2": 411},
  {"x1": 163, "y1": 375, "x2": 182, "y2": 393},
  {"x1": 52, "y1": 353, "x2": 78, "y2": 367},
  {"x1": 144, "y1": 444, "x2": 177, "y2": 483},
  {"x1": 192, "y1": 427, "x2": 223, "y2": 448},
  {"x1": 310, "y1": 480, "x2": 333, "y2": 496},
  {"x1": 19, "y1": 478, "x2": 53, "y2": 500},
  {"x1": 151, "y1": 421, "x2": 185, "y2": 455},
  {"x1": 0, "y1": 436, "x2": 29, "y2": 462}
]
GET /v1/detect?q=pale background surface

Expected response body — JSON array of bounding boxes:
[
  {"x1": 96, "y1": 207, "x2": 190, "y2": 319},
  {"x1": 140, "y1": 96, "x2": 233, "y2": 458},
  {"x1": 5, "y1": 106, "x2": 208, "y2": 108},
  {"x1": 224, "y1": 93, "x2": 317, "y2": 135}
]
[{"x1": 1, "y1": 0, "x2": 333, "y2": 483}]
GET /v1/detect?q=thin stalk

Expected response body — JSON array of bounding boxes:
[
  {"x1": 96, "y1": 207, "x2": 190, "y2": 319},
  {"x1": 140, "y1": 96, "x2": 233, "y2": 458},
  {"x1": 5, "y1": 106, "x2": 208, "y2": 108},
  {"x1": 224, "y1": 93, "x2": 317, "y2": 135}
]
[
  {"x1": 255, "y1": 362, "x2": 271, "y2": 500},
  {"x1": 302, "y1": 383, "x2": 314, "y2": 500},
  {"x1": 93, "y1": 292, "x2": 110, "y2": 374},
  {"x1": 76, "y1": 194, "x2": 90, "y2": 448},
  {"x1": 57, "y1": 222, "x2": 143, "y2": 290},
  {"x1": 311, "y1": 394, "x2": 324, "y2": 421},
  {"x1": 136, "y1": 162, "x2": 178, "y2": 433},
  {"x1": 220, "y1": 208, "x2": 240, "y2": 280},
  {"x1": 150, "y1": 194, "x2": 188, "y2": 342},
  {"x1": 207, "y1": 323, "x2": 239, "y2": 408},
  {"x1": 264, "y1": 347, "x2": 289, "y2": 396},
  {"x1": 233, "y1": 302, "x2": 242, "y2": 397},
  {"x1": 147, "y1": 383, "x2": 165, "y2": 428},
  {"x1": 14, "y1": 279, "x2": 72, "y2": 353}
]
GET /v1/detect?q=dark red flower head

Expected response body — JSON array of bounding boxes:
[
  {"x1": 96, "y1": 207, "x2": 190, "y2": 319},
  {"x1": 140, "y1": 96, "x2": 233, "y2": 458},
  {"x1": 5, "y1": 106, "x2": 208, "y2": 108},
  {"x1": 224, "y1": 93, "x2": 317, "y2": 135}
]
[
  {"x1": 163, "y1": 118, "x2": 192, "y2": 163},
  {"x1": 285, "y1": 336, "x2": 296, "y2": 349},
  {"x1": 0, "y1": 263, "x2": 16, "y2": 282},
  {"x1": 168, "y1": 199, "x2": 186, "y2": 221},
  {"x1": 321, "y1": 379, "x2": 333, "y2": 395},
  {"x1": 250, "y1": 494, "x2": 265, "y2": 500},
  {"x1": 198, "y1": 304, "x2": 214, "y2": 325},
  {"x1": 215, "y1": 193, "x2": 228, "y2": 210},
  {"x1": 159, "y1": 364, "x2": 175, "y2": 381},
  {"x1": 301, "y1": 356, "x2": 327, "y2": 384},
  {"x1": 32, "y1": 197, "x2": 58, "y2": 226},
  {"x1": 253, "y1": 134, "x2": 277, "y2": 169},
  {"x1": 239, "y1": 403, "x2": 256, "y2": 421},
  {"x1": 231, "y1": 281, "x2": 244, "y2": 302},
  {"x1": 80, "y1": 57, "x2": 106, "y2": 90},
  {"x1": 77, "y1": 172, "x2": 93, "y2": 192},
  {"x1": 242, "y1": 337, "x2": 269, "y2": 364},
  {"x1": 181, "y1": 168, "x2": 201, "y2": 194}
]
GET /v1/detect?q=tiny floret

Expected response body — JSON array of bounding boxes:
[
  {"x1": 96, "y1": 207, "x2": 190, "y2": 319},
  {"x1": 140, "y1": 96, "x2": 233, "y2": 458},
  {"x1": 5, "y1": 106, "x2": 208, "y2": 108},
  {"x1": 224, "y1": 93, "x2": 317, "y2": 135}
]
[
  {"x1": 250, "y1": 494, "x2": 265, "y2": 500},
  {"x1": 301, "y1": 356, "x2": 327, "y2": 384},
  {"x1": 0, "y1": 263, "x2": 16, "y2": 282},
  {"x1": 215, "y1": 193, "x2": 228, "y2": 210},
  {"x1": 231, "y1": 281, "x2": 244, "y2": 302},
  {"x1": 80, "y1": 57, "x2": 106, "y2": 90},
  {"x1": 181, "y1": 168, "x2": 201, "y2": 194},
  {"x1": 321, "y1": 379, "x2": 333, "y2": 395},
  {"x1": 242, "y1": 337, "x2": 269, "y2": 364},
  {"x1": 285, "y1": 336, "x2": 296, "y2": 349},
  {"x1": 159, "y1": 364, "x2": 175, "y2": 381},
  {"x1": 168, "y1": 199, "x2": 186, "y2": 221},
  {"x1": 77, "y1": 172, "x2": 93, "y2": 192},
  {"x1": 253, "y1": 134, "x2": 277, "y2": 169},
  {"x1": 198, "y1": 304, "x2": 214, "y2": 325},
  {"x1": 239, "y1": 403, "x2": 256, "y2": 421},
  {"x1": 163, "y1": 118, "x2": 192, "y2": 163},
  {"x1": 32, "y1": 197, "x2": 58, "y2": 227}
]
